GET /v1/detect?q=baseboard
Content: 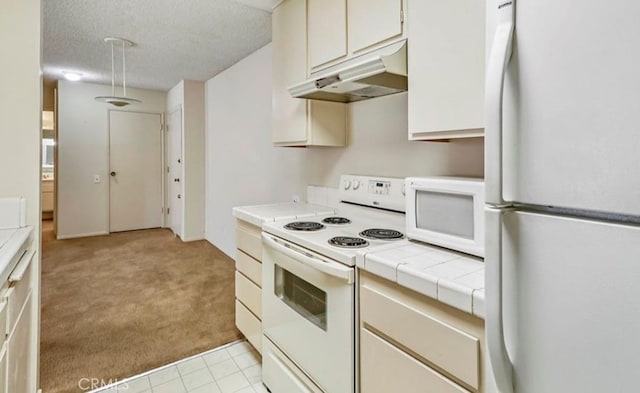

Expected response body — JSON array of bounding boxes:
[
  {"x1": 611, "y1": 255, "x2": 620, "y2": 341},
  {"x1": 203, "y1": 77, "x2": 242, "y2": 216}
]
[
  {"x1": 56, "y1": 231, "x2": 109, "y2": 240},
  {"x1": 180, "y1": 235, "x2": 205, "y2": 242}
]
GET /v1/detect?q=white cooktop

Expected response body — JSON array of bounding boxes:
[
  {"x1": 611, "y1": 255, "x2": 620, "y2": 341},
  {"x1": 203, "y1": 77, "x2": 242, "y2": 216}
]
[{"x1": 262, "y1": 203, "x2": 406, "y2": 266}]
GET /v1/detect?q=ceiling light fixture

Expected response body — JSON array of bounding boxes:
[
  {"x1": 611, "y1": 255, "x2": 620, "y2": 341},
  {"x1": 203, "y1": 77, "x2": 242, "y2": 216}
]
[
  {"x1": 62, "y1": 71, "x2": 83, "y2": 81},
  {"x1": 95, "y1": 37, "x2": 142, "y2": 107}
]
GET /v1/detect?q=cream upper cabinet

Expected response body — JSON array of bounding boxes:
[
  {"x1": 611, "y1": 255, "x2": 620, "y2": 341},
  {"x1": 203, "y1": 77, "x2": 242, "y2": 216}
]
[
  {"x1": 272, "y1": 0, "x2": 308, "y2": 145},
  {"x1": 308, "y1": 0, "x2": 348, "y2": 69},
  {"x1": 272, "y1": 0, "x2": 346, "y2": 147},
  {"x1": 407, "y1": 0, "x2": 486, "y2": 140},
  {"x1": 348, "y1": 0, "x2": 404, "y2": 54},
  {"x1": 308, "y1": 0, "x2": 406, "y2": 73}
]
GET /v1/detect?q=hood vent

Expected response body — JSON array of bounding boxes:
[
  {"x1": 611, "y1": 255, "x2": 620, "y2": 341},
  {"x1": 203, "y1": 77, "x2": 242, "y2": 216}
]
[{"x1": 289, "y1": 40, "x2": 407, "y2": 103}]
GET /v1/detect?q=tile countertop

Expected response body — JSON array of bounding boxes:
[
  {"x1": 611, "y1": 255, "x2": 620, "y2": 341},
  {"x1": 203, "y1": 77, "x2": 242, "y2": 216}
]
[
  {"x1": 356, "y1": 240, "x2": 485, "y2": 319},
  {"x1": 232, "y1": 202, "x2": 335, "y2": 227}
]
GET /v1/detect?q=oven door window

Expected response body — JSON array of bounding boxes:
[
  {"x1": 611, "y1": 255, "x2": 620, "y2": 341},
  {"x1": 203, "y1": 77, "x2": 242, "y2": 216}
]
[
  {"x1": 416, "y1": 190, "x2": 474, "y2": 239},
  {"x1": 275, "y1": 265, "x2": 327, "y2": 331}
]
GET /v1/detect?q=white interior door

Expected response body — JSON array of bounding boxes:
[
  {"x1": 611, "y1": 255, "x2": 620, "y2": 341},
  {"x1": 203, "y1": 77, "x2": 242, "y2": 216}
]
[
  {"x1": 109, "y1": 111, "x2": 163, "y2": 232},
  {"x1": 500, "y1": 210, "x2": 640, "y2": 393},
  {"x1": 167, "y1": 108, "x2": 182, "y2": 237}
]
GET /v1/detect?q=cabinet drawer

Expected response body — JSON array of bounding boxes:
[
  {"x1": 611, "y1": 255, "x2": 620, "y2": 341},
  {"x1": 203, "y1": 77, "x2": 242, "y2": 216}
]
[
  {"x1": 361, "y1": 328, "x2": 470, "y2": 393},
  {"x1": 5, "y1": 250, "x2": 34, "y2": 336},
  {"x1": 236, "y1": 271, "x2": 262, "y2": 319},
  {"x1": 236, "y1": 250, "x2": 262, "y2": 287},
  {"x1": 361, "y1": 280, "x2": 480, "y2": 389},
  {"x1": 236, "y1": 222, "x2": 262, "y2": 261},
  {"x1": 235, "y1": 300, "x2": 262, "y2": 354}
]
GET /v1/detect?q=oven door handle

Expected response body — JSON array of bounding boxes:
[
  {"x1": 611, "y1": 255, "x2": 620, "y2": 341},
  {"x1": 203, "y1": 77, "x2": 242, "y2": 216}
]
[{"x1": 262, "y1": 233, "x2": 355, "y2": 284}]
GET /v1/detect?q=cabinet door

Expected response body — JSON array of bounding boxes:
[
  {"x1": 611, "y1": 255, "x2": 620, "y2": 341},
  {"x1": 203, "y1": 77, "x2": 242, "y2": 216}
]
[
  {"x1": 272, "y1": 0, "x2": 308, "y2": 144},
  {"x1": 408, "y1": 0, "x2": 485, "y2": 140},
  {"x1": 349, "y1": 0, "x2": 403, "y2": 53},
  {"x1": 7, "y1": 294, "x2": 32, "y2": 393},
  {"x1": 308, "y1": 0, "x2": 347, "y2": 69},
  {"x1": 0, "y1": 344, "x2": 7, "y2": 393}
]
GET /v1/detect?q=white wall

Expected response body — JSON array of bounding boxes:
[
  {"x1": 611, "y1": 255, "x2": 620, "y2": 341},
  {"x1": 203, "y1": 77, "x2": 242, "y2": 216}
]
[
  {"x1": 167, "y1": 80, "x2": 206, "y2": 241},
  {"x1": 304, "y1": 93, "x2": 484, "y2": 186},
  {"x1": 205, "y1": 45, "x2": 308, "y2": 256},
  {"x1": 205, "y1": 43, "x2": 484, "y2": 258},
  {"x1": 57, "y1": 81, "x2": 166, "y2": 238},
  {"x1": 0, "y1": 0, "x2": 41, "y2": 389}
]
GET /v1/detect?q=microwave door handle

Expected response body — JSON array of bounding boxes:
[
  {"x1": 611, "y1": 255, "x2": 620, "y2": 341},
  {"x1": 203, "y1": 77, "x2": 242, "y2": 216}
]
[
  {"x1": 486, "y1": 207, "x2": 514, "y2": 393},
  {"x1": 262, "y1": 233, "x2": 355, "y2": 284},
  {"x1": 485, "y1": 0, "x2": 515, "y2": 206}
]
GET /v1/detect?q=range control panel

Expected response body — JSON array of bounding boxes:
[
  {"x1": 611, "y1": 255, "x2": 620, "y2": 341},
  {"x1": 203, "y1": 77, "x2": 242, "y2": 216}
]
[{"x1": 339, "y1": 175, "x2": 405, "y2": 212}]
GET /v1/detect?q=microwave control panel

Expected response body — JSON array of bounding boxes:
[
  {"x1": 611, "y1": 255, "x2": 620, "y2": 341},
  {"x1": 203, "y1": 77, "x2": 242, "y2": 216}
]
[{"x1": 369, "y1": 180, "x2": 391, "y2": 195}]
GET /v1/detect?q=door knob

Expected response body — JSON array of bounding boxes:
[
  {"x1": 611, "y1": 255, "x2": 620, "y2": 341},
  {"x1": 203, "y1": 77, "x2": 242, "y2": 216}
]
[
  {"x1": 174, "y1": 178, "x2": 180, "y2": 182},
  {"x1": 177, "y1": 194, "x2": 181, "y2": 199},
  {"x1": 110, "y1": 171, "x2": 116, "y2": 177}
]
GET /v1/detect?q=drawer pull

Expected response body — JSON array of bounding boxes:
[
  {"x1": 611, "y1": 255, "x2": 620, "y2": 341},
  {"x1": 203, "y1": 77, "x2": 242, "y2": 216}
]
[{"x1": 9, "y1": 249, "x2": 35, "y2": 283}]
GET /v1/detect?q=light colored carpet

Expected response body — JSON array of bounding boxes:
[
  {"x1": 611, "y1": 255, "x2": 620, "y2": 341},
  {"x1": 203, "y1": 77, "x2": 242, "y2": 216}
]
[{"x1": 40, "y1": 221, "x2": 242, "y2": 393}]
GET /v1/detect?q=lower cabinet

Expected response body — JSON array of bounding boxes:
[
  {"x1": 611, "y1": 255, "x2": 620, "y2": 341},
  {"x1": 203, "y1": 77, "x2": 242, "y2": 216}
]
[
  {"x1": 359, "y1": 270, "x2": 485, "y2": 392},
  {"x1": 7, "y1": 293, "x2": 33, "y2": 393},
  {"x1": 0, "y1": 343, "x2": 7, "y2": 393},
  {"x1": 235, "y1": 219, "x2": 263, "y2": 354},
  {"x1": 1, "y1": 248, "x2": 36, "y2": 393}
]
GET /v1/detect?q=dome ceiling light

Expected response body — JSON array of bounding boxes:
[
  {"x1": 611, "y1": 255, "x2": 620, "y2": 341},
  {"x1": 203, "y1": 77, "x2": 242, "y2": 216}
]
[{"x1": 95, "y1": 37, "x2": 142, "y2": 107}]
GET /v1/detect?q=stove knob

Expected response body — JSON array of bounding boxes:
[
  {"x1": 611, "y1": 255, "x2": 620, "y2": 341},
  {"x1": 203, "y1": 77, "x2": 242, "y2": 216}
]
[
  {"x1": 352, "y1": 180, "x2": 360, "y2": 190},
  {"x1": 343, "y1": 180, "x2": 352, "y2": 190}
]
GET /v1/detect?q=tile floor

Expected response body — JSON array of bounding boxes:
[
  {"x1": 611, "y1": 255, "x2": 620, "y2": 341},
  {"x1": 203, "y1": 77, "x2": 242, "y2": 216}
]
[{"x1": 93, "y1": 340, "x2": 267, "y2": 393}]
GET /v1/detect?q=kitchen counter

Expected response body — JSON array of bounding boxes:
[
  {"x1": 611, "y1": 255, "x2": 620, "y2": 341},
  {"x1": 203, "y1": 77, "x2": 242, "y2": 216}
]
[
  {"x1": 356, "y1": 240, "x2": 485, "y2": 319},
  {"x1": 0, "y1": 226, "x2": 32, "y2": 284},
  {"x1": 232, "y1": 202, "x2": 335, "y2": 227}
]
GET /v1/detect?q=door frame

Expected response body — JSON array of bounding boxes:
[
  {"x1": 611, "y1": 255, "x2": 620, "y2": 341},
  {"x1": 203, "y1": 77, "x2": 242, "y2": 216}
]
[
  {"x1": 166, "y1": 105, "x2": 183, "y2": 236},
  {"x1": 107, "y1": 109, "x2": 166, "y2": 232}
]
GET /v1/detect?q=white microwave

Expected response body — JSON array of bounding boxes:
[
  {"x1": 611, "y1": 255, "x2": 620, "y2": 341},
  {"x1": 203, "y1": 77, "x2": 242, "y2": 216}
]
[{"x1": 405, "y1": 177, "x2": 485, "y2": 257}]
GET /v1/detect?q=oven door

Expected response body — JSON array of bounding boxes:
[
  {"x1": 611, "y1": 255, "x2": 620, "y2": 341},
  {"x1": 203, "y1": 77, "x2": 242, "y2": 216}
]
[{"x1": 262, "y1": 233, "x2": 355, "y2": 393}]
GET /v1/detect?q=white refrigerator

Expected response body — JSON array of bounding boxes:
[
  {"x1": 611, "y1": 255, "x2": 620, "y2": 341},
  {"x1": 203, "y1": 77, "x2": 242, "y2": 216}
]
[{"x1": 485, "y1": 1, "x2": 640, "y2": 392}]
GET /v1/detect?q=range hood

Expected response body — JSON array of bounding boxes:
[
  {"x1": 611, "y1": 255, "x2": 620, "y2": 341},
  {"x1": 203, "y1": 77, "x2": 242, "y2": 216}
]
[{"x1": 289, "y1": 41, "x2": 407, "y2": 103}]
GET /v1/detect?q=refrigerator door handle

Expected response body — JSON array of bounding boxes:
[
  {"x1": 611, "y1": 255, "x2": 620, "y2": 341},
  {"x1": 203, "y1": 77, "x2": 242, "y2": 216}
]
[
  {"x1": 485, "y1": 0, "x2": 515, "y2": 205},
  {"x1": 486, "y1": 207, "x2": 514, "y2": 393}
]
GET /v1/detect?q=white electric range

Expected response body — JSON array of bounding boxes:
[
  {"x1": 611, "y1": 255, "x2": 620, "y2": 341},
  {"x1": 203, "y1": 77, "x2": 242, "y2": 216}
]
[{"x1": 261, "y1": 175, "x2": 406, "y2": 393}]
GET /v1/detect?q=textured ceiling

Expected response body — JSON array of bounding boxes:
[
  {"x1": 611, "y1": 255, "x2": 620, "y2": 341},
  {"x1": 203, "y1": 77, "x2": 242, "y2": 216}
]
[{"x1": 43, "y1": 0, "x2": 274, "y2": 91}]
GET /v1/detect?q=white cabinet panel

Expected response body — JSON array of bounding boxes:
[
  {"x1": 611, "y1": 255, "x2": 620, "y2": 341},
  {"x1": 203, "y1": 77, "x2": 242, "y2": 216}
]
[
  {"x1": 407, "y1": 0, "x2": 485, "y2": 140},
  {"x1": 236, "y1": 251, "x2": 261, "y2": 287},
  {"x1": 235, "y1": 300, "x2": 262, "y2": 354},
  {"x1": 0, "y1": 344, "x2": 6, "y2": 393},
  {"x1": 236, "y1": 221, "x2": 262, "y2": 261},
  {"x1": 235, "y1": 271, "x2": 262, "y2": 319},
  {"x1": 361, "y1": 328, "x2": 470, "y2": 393},
  {"x1": 7, "y1": 294, "x2": 33, "y2": 393},
  {"x1": 272, "y1": 0, "x2": 308, "y2": 145},
  {"x1": 308, "y1": 0, "x2": 347, "y2": 69},
  {"x1": 348, "y1": 0, "x2": 403, "y2": 53},
  {"x1": 273, "y1": 0, "x2": 347, "y2": 147}
]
